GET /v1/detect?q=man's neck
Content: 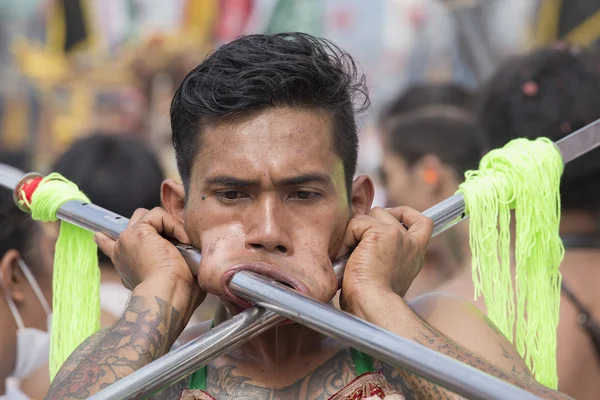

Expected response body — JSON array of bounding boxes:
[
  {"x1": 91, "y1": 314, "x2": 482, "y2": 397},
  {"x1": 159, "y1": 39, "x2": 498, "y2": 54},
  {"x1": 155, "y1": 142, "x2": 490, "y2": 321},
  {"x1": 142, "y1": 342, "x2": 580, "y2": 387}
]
[{"x1": 213, "y1": 302, "x2": 340, "y2": 366}]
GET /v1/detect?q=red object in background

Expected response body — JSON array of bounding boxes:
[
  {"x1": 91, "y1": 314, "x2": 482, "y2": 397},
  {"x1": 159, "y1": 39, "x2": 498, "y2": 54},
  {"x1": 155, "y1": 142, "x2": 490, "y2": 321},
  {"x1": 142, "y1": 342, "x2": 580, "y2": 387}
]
[
  {"x1": 215, "y1": 0, "x2": 253, "y2": 44},
  {"x1": 331, "y1": 7, "x2": 354, "y2": 30},
  {"x1": 407, "y1": 4, "x2": 427, "y2": 30}
]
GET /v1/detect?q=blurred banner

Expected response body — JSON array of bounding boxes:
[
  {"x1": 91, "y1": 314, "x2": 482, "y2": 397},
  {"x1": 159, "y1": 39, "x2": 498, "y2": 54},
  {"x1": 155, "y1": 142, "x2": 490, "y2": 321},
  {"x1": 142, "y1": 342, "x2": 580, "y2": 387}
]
[
  {"x1": 0, "y1": 0, "x2": 565, "y2": 178},
  {"x1": 534, "y1": 0, "x2": 600, "y2": 47}
]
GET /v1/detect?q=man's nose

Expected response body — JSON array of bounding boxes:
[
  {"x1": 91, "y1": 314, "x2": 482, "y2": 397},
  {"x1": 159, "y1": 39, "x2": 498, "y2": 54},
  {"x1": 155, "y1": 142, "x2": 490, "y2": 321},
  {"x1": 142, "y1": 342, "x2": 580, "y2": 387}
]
[{"x1": 244, "y1": 197, "x2": 292, "y2": 255}]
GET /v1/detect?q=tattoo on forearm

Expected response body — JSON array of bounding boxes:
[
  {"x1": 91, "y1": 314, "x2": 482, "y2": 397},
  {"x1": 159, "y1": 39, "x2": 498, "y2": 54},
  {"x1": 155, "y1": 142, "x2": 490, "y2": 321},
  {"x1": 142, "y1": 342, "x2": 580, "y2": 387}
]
[
  {"x1": 398, "y1": 321, "x2": 568, "y2": 400},
  {"x1": 45, "y1": 295, "x2": 184, "y2": 400}
]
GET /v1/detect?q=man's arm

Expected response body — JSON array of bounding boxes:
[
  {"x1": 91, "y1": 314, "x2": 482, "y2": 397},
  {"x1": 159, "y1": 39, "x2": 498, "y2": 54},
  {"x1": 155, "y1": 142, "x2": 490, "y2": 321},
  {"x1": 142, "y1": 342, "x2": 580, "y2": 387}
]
[
  {"x1": 349, "y1": 290, "x2": 572, "y2": 400},
  {"x1": 44, "y1": 208, "x2": 204, "y2": 399},
  {"x1": 45, "y1": 280, "x2": 192, "y2": 400}
]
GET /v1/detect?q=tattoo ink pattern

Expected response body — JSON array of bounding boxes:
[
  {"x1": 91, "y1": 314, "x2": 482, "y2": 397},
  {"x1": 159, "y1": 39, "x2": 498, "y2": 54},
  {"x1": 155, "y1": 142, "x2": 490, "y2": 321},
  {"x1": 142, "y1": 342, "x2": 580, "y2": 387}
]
[
  {"x1": 398, "y1": 320, "x2": 568, "y2": 400},
  {"x1": 45, "y1": 295, "x2": 185, "y2": 400},
  {"x1": 205, "y1": 349, "x2": 356, "y2": 399},
  {"x1": 45, "y1": 298, "x2": 570, "y2": 400}
]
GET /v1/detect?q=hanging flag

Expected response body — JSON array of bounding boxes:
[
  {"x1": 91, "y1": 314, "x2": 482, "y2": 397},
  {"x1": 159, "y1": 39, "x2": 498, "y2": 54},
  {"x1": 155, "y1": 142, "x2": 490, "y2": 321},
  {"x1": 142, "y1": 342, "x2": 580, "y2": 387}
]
[
  {"x1": 46, "y1": 0, "x2": 96, "y2": 54},
  {"x1": 264, "y1": 0, "x2": 323, "y2": 36},
  {"x1": 215, "y1": 0, "x2": 253, "y2": 44},
  {"x1": 534, "y1": 0, "x2": 600, "y2": 47},
  {"x1": 182, "y1": 0, "x2": 219, "y2": 41}
]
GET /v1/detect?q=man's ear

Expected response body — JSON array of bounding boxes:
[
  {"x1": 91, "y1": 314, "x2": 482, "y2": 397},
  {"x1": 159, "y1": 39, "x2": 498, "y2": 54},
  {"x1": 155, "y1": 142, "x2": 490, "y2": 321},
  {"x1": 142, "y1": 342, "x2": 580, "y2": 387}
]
[
  {"x1": 350, "y1": 175, "x2": 375, "y2": 216},
  {"x1": 0, "y1": 250, "x2": 27, "y2": 303},
  {"x1": 162, "y1": 179, "x2": 186, "y2": 222}
]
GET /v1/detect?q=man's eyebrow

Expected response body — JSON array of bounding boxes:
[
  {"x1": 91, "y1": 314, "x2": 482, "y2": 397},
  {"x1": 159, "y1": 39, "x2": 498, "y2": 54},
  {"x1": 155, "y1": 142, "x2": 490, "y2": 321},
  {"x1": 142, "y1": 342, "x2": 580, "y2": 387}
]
[
  {"x1": 205, "y1": 173, "x2": 333, "y2": 187},
  {"x1": 206, "y1": 176, "x2": 260, "y2": 187},
  {"x1": 278, "y1": 173, "x2": 332, "y2": 186}
]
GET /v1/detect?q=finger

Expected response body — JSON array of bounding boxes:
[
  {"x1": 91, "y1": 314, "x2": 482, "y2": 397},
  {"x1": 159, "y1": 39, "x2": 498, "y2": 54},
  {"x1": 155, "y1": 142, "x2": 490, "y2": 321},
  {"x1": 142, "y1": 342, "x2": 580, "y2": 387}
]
[
  {"x1": 128, "y1": 208, "x2": 149, "y2": 227},
  {"x1": 337, "y1": 215, "x2": 378, "y2": 257},
  {"x1": 369, "y1": 207, "x2": 407, "y2": 228},
  {"x1": 94, "y1": 232, "x2": 116, "y2": 260},
  {"x1": 139, "y1": 207, "x2": 191, "y2": 244},
  {"x1": 386, "y1": 206, "x2": 434, "y2": 250}
]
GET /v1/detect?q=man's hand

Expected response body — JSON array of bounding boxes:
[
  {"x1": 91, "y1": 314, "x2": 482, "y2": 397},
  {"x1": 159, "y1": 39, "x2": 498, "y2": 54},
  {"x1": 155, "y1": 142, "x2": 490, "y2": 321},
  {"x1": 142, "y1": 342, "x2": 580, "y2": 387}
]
[
  {"x1": 337, "y1": 206, "x2": 433, "y2": 311},
  {"x1": 94, "y1": 207, "x2": 206, "y2": 310}
]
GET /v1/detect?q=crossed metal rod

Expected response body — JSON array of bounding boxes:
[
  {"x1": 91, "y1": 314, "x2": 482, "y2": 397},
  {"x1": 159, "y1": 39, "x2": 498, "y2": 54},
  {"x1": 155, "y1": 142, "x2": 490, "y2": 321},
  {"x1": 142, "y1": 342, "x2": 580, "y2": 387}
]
[{"x1": 2, "y1": 119, "x2": 599, "y2": 399}]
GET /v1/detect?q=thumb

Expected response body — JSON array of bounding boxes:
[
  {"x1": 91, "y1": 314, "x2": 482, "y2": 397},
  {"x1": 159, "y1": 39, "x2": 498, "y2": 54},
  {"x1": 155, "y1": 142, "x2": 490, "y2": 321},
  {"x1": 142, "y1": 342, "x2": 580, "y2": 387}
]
[{"x1": 94, "y1": 232, "x2": 115, "y2": 260}]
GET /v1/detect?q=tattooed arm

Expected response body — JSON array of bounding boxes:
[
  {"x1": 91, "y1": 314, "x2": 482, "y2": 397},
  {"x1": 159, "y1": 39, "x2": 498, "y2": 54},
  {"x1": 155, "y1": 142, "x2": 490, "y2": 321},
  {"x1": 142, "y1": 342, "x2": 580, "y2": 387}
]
[
  {"x1": 348, "y1": 290, "x2": 573, "y2": 400},
  {"x1": 44, "y1": 278, "x2": 195, "y2": 400},
  {"x1": 43, "y1": 207, "x2": 204, "y2": 399}
]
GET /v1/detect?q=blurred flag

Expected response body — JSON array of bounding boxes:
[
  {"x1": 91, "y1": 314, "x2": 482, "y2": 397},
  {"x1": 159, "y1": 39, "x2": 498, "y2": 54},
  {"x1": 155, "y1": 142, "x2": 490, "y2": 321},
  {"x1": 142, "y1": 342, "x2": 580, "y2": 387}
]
[
  {"x1": 46, "y1": 0, "x2": 95, "y2": 54},
  {"x1": 183, "y1": 0, "x2": 219, "y2": 41},
  {"x1": 264, "y1": 0, "x2": 323, "y2": 36},
  {"x1": 535, "y1": 0, "x2": 600, "y2": 47},
  {"x1": 215, "y1": 0, "x2": 253, "y2": 44}
]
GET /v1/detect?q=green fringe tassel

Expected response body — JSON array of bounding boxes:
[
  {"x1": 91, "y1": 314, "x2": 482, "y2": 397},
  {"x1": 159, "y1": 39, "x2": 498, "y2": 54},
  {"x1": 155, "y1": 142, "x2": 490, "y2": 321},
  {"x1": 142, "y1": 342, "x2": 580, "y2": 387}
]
[
  {"x1": 25, "y1": 173, "x2": 100, "y2": 381},
  {"x1": 458, "y1": 138, "x2": 564, "y2": 389}
]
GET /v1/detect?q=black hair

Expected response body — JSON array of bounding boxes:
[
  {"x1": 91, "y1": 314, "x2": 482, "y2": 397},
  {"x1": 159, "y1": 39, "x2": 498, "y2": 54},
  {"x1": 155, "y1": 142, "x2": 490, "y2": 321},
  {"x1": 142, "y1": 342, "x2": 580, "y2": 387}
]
[
  {"x1": 479, "y1": 44, "x2": 600, "y2": 212},
  {"x1": 52, "y1": 133, "x2": 165, "y2": 264},
  {"x1": 382, "y1": 106, "x2": 486, "y2": 178},
  {"x1": 170, "y1": 32, "x2": 369, "y2": 196},
  {"x1": 0, "y1": 187, "x2": 42, "y2": 275},
  {"x1": 380, "y1": 82, "x2": 475, "y2": 124}
]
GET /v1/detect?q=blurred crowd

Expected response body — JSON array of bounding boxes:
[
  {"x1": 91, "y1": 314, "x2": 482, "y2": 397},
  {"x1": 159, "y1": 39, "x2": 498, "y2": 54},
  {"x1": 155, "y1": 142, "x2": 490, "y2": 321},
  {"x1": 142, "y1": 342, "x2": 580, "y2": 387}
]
[{"x1": 2, "y1": 0, "x2": 600, "y2": 399}]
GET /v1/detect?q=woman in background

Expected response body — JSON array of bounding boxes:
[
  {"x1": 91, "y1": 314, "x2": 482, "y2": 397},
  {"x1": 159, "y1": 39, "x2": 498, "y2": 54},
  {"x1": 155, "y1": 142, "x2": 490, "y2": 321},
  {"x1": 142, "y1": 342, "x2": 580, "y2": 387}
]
[
  {"x1": 0, "y1": 183, "x2": 54, "y2": 399},
  {"x1": 378, "y1": 92, "x2": 486, "y2": 299}
]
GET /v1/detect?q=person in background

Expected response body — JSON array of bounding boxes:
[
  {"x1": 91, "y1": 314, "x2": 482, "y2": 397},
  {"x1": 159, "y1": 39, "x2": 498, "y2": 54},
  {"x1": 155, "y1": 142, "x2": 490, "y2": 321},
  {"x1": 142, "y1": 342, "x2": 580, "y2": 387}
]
[
  {"x1": 0, "y1": 183, "x2": 54, "y2": 400},
  {"x1": 378, "y1": 103, "x2": 486, "y2": 299},
  {"x1": 379, "y1": 82, "x2": 476, "y2": 120},
  {"x1": 50, "y1": 133, "x2": 165, "y2": 327},
  {"x1": 440, "y1": 43, "x2": 600, "y2": 400},
  {"x1": 0, "y1": 152, "x2": 29, "y2": 173}
]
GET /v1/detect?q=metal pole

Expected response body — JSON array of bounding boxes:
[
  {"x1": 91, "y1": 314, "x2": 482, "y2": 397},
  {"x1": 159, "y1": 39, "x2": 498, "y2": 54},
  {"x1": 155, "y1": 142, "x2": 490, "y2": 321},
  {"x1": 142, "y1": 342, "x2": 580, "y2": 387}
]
[
  {"x1": 229, "y1": 271, "x2": 541, "y2": 400},
  {"x1": 88, "y1": 306, "x2": 282, "y2": 400},
  {"x1": 55, "y1": 201, "x2": 202, "y2": 276},
  {"x1": 88, "y1": 196, "x2": 473, "y2": 400},
  {"x1": 7, "y1": 120, "x2": 600, "y2": 398}
]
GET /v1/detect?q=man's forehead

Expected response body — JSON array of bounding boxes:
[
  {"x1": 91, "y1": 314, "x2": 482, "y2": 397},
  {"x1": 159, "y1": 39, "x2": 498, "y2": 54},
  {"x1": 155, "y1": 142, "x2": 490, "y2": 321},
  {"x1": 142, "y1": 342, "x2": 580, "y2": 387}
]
[{"x1": 192, "y1": 108, "x2": 342, "y2": 181}]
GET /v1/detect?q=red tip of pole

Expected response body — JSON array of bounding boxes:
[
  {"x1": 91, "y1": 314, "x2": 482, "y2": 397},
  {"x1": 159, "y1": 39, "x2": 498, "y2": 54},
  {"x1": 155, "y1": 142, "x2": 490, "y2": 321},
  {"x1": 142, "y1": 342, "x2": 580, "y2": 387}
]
[
  {"x1": 13, "y1": 173, "x2": 44, "y2": 213},
  {"x1": 20, "y1": 176, "x2": 42, "y2": 203}
]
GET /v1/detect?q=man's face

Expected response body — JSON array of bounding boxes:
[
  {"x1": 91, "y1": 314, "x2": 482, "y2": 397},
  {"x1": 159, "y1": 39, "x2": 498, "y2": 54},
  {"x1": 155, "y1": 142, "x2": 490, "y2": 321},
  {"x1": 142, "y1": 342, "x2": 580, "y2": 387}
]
[{"x1": 181, "y1": 108, "x2": 354, "y2": 308}]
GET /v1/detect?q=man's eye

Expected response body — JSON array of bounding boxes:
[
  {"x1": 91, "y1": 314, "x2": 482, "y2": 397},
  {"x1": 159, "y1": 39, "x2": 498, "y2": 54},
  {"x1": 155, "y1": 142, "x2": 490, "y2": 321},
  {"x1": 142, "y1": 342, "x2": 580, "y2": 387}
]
[
  {"x1": 217, "y1": 191, "x2": 249, "y2": 201},
  {"x1": 290, "y1": 191, "x2": 319, "y2": 200}
]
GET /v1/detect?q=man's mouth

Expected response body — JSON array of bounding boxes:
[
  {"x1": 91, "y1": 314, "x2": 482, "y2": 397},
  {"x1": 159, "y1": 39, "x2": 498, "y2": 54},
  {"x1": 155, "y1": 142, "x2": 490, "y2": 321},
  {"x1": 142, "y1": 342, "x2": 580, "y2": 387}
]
[{"x1": 221, "y1": 262, "x2": 310, "y2": 309}]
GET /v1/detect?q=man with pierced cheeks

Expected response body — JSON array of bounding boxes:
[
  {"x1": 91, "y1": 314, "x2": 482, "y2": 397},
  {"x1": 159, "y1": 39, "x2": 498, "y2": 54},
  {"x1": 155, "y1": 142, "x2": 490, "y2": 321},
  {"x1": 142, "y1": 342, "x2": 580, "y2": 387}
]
[{"x1": 44, "y1": 33, "x2": 571, "y2": 400}]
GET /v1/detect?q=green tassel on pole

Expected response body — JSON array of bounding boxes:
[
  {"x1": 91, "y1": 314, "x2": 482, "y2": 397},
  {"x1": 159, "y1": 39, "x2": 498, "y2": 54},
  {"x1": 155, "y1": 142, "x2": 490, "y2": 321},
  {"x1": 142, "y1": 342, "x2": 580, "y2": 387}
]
[
  {"x1": 458, "y1": 138, "x2": 564, "y2": 389},
  {"x1": 23, "y1": 173, "x2": 101, "y2": 380}
]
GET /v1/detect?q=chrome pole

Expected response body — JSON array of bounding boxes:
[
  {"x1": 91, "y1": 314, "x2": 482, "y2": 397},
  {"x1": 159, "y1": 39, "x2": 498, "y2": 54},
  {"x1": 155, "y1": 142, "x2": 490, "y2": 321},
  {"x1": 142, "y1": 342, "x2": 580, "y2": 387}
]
[
  {"x1": 7, "y1": 119, "x2": 600, "y2": 399},
  {"x1": 88, "y1": 196, "x2": 472, "y2": 400},
  {"x1": 229, "y1": 271, "x2": 541, "y2": 400}
]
